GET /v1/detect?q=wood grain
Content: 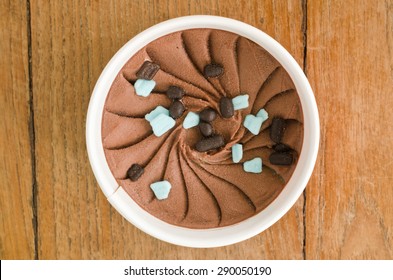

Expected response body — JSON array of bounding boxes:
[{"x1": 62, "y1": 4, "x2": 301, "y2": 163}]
[
  {"x1": 306, "y1": 0, "x2": 393, "y2": 259},
  {"x1": 30, "y1": 0, "x2": 305, "y2": 259},
  {"x1": 0, "y1": 0, "x2": 35, "y2": 259}
]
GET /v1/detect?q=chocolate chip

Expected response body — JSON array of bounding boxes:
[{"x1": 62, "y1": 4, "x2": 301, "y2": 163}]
[
  {"x1": 199, "y1": 122, "x2": 213, "y2": 137},
  {"x1": 169, "y1": 100, "x2": 185, "y2": 119},
  {"x1": 166, "y1": 86, "x2": 185, "y2": 99},
  {"x1": 199, "y1": 108, "x2": 217, "y2": 122},
  {"x1": 136, "y1": 61, "x2": 160, "y2": 80},
  {"x1": 270, "y1": 117, "x2": 286, "y2": 143},
  {"x1": 127, "y1": 164, "x2": 144, "y2": 181},
  {"x1": 195, "y1": 134, "x2": 225, "y2": 152},
  {"x1": 273, "y1": 143, "x2": 291, "y2": 152},
  {"x1": 203, "y1": 63, "x2": 223, "y2": 78},
  {"x1": 219, "y1": 97, "x2": 234, "y2": 118},
  {"x1": 269, "y1": 152, "x2": 293, "y2": 165}
]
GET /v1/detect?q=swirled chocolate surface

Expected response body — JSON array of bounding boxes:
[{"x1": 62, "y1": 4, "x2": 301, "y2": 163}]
[{"x1": 102, "y1": 29, "x2": 304, "y2": 228}]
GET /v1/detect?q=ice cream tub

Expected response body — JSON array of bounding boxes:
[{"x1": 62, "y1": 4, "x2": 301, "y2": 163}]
[{"x1": 86, "y1": 15, "x2": 319, "y2": 248}]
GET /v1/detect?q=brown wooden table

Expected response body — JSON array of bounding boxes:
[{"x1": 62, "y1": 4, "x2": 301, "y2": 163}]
[{"x1": 1, "y1": 0, "x2": 392, "y2": 260}]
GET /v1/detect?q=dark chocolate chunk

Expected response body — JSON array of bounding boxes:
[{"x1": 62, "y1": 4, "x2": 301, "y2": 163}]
[
  {"x1": 169, "y1": 100, "x2": 185, "y2": 119},
  {"x1": 166, "y1": 86, "x2": 185, "y2": 99},
  {"x1": 273, "y1": 143, "x2": 291, "y2": 152},
  {"x1": 127, "y1": 164, "x2": 144, "y2": 181},
  {"x1": 199, "y1": 108, "x2": 217, "y2": 122},
  {"x1": 269, "y1": 152, "x2": 293, "y2": 165},
  {"x1": 136, "y1": 61, "x2": 160, "y2": 80},
  {"x1": 199, "y1": 122, "x2": 213, "y2": 137},
  {"x1": 270, "y1": 117, "x2": 286, "y2": 143},
  {"x1": 219, "y1": 97, "x2": 234, "y2": 118},
  {"x1": 203, "y1": 63, "x2": 224, "y2": 78},
  {"x1": 195, "y1": 134, "x2": 225, "y2": 152}
]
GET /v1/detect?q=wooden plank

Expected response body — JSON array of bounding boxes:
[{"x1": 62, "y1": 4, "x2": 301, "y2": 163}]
[
  {"x1": 0, "y1": 0, "x2": 35, "y2": 259},
  {"x1": 306, "y1": 0, "x2": 393, "y2": 259},
  {"x1": 31, "y1": 0, "x2": 304, "y2": 259}
]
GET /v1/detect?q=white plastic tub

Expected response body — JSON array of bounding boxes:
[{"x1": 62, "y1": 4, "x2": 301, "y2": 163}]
[{"x1": 86, "y1": 15, "x2": 319, "y2": 248}]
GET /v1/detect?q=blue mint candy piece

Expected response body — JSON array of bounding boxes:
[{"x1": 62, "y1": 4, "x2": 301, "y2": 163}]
[
  {"x1": 232, "y1": 94, "x2": 249, "y2": 110},
  {"x1": 231, "y1": 143, "x2": 243, "y2": 163},
  {"x1": 183, "y1": 112, "x2": 200, "y2": 129},
  {"x1": 243, "y1": 157, "x2": 262, "y2": 173},
  {"x1": 150, "y1": 180, "x2": 172, "y2": 200},
  {"x1": 243, "y1": 114, "x2": 264, "y2": 135},
  {"x1": 256, "y1": 108, "x2": 269, "y2": 122},
  {"x1": 150, "y1": 113, "x2": 176, "y2": 137},
  {"x1": 145, "y1": 106, "x2": 169, "y2": 122},
  {"x1": 134, "y1": 79, "x2": 156, "y2": 97}
]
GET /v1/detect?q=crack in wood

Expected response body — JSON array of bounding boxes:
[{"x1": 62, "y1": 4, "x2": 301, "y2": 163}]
[
  {"x1": 26, "y1": 0, "x2": 38, "y2": 260},
  {"x1": 301, "y1": 0, "x2": 308, "y2": 260}
]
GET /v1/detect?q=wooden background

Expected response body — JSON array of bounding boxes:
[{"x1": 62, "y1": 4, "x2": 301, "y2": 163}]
[{"x1": 1, "y1": 0, "x2": 392, "y2": 259}]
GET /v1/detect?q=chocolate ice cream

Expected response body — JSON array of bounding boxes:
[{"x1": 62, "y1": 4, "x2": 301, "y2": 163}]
[{"x1": 101, "y1": 29, "x2": 303, "y2": 228}]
